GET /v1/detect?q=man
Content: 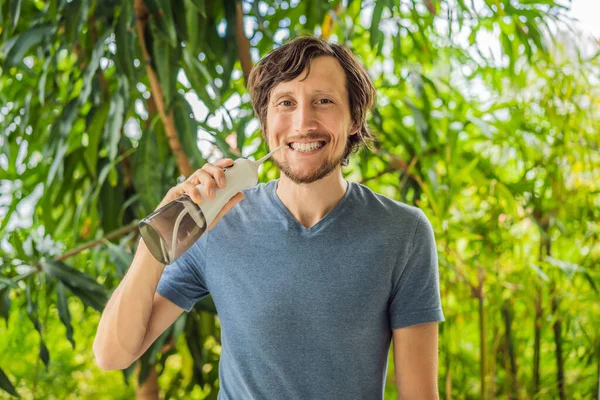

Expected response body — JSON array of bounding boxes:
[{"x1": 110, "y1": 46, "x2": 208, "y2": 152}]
[{"x1": 94, "y1": 36, "x2": 444, "y2": 399}]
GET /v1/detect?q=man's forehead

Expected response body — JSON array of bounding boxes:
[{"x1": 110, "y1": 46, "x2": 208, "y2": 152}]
[{"x1": 270, "y1": 56, "x2": 346, "y2": 97}]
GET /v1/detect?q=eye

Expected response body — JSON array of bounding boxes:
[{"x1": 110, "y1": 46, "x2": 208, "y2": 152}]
[
  {"x1": 317, "y1": 98, "x2": 333, "y2": 104},
  {"x1": 278, "y1": 100, "x2": 294, "y2": 107}
]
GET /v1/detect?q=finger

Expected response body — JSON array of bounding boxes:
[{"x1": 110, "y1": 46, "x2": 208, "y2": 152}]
[
  {"x1": 213, "y1": 158, "x2": 234, "y2": 168},
  {"x1": 180, "y1": 181, "x2": 203, "y2": 204},
  {"x1": 190, "y1": 169, "x2": 218, "y2": 199},
  {"x1": 202, "y1": 162, "x2": 228, "y2": 188}
]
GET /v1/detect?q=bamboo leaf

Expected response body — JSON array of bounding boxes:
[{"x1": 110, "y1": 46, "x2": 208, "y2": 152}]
[
  {"x1": 104, "y1": 79, "x2": 127, "y2": 161},
  {"x1": 66, "y1": 285, "x2": 107, "y2": 312},
  {"x1": 85, "y1": 102, "x2": 110, "y2": 177},
  {"x1": 39, "y1": 340, "x2": 50, "y2": 369},
  {"x1": 56, "y1": 282, "x2": 75, "y2": 348},
  {"x1": 172, "y1": 93, "x2": 205, "y2": 169},
  {"x1": 0, "y1": 289, "x2": 11, "y2": 328},
  {"x1": 79, "y1": 30, "x2": 112, "y2": 106},
  {"x1": 41, "y1": 261, "x2": 107, "y2": 311},
  {"x1": 115, "y1": 1, "x2": 136, "y2": 81},
  {"x1": 370, "y1": 2, "x2": 384, "y2": 52},
  {"x1": 133, "y1": 121, "x2": 165, "y2": 214},
  {"x1": 25, "y1": 282, "x2": 50, "y2": 369},
  {"x1": 105, "y1": 241, "x2": 134, "y2": 278},
  {"x1": 152, "y1": 36, "x2": 181, "y2": 109},
  {"x1": 10, "y1": 0, "x2": 22, "y2": 31},
  {"x1": 3, "y1": 24, "x2": 55, "y2": 68},
  {"x1": 157, "y1": 0, "x2": 178, "y2": 48},
  {"x1": 188, "y1": 0, "x2": 206, "y2": 16},
  {"x1": 184, "y1": 3, "x2": 202, "y2": 55},
  {"x1": 0, "y1": 367, "x2": 19, "y2": 398}
]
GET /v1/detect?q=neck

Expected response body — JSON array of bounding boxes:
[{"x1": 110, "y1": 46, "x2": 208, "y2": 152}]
[{"x1": 276, "y1": 169, "x2": 348, "y2": 229}]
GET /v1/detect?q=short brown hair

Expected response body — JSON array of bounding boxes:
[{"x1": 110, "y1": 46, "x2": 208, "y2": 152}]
[{"x1": 247, "y1": 35, "x2": 377, "y2": 166}]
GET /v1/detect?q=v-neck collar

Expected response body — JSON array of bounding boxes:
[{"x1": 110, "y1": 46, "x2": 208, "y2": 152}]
[{"x1": 268, "y1": 178, "x2": 354, "y2": 235}]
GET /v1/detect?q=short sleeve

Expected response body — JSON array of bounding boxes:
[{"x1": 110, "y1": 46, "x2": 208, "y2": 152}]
[
  {"x1": 389, "y1": 209, "x2": 444, "y2": 329},
  {"x1": 156, "y1": 235, "x2": 210, "y2": 312}
]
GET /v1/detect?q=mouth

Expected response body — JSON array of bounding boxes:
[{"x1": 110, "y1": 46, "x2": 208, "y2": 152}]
[{"x1": 286, "y1": 140, "x2": 327, "y2": 154}]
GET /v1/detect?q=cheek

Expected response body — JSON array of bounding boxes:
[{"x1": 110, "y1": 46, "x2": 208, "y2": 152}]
[{"x1": 268, "y1": 113, "x2": 291, "y2": 133}]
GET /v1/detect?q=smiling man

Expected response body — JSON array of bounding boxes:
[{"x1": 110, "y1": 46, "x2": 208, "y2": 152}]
[{"x1": 94, "y1": 36, "x2": 444, "y2": 399}]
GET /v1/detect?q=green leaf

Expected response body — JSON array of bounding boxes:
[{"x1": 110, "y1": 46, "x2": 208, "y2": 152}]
[
  {"x1": 0, "y1": 197, "x2": 18, "y2": 232},
  {"x1": 45, "y1": 141, "x2": 69, "y2": 188},
  {"x1": 104, "y1": 80, "x2": 127, "y2": 161},
  {"x1": 121, "y1": 361, "x2": 137, "y2": 384},
  {"x1": 188, "y1": 0, "x2": 206, "y2": 16},
  {"x1": 404, "y1": 98, "x2": 429, "y2": 148},
  {"x1": 528, "y1": 263, "x2": 549, "y2": 282},
  {"x1": 99, "y1": 165, "x2": 125, "y2": 232},
  {"x1": 85, "y1": 102, "x2": 110, "y2": 177},
  {"x1": 79, "y1": 30, "x2": 111, "y2": 106},
  {"x1": 104, "y1": 241, "x2": 134, "y2": 279},
  {"x1": 4, "y1": 24, "x2": 55, "y2": 68},
  {"x1": 62, "y1": 0, "x2": 87, "y2": 46},
  {"x1": 370, "y1": 2, "x2": 384, "y2": 52},
  {"x1": 157, "y1": 0, "x2": 178, "y2": 47},
  {"x1": 194, "y1": 296, "x2": 217, "y2": 314},
  {"x1": 25, "y1": 282, "x2": 50, "y2": 369},
  {"x1": 115, "y1": 2, "x2": 136, "y2": 81},
  {"x1": 39, "y1": 339, "x2": 50, "y2": 369},
  {"x1": 41, "y1": 261, "x2": 107, "y2": 312},
  {"x1": 0, "y1": 366, "x2": 19, "y2": 398},
  {"x1": 184, "y1": 311, "x2": 206, "y2": 386},
  {"x1": 184, "y1": 0, "x2": 203, "y2": 55},
  {"x1": 10, "y1": 0, "x2": 22, "y2": 31},
  {"x1": 0, "y1": 289, "x2": 11, "y2": 328},
  {"x1": 181, "y1": 48, "x2": 217, "y2": 110},
  {"x1": 172, "y1": 313, "x2": 187, "y2": 343},
  {"x1": 151, "y1": 36, "x2": 181, "y2": 109},
  {"x1": 38, "y1": 56, "x2": 52, "y2": 105},
  {"x1": 172, "y1": 93, "x2": 205, "y2": 169},
  {"x1": 236, "y1": 115, "x2": 251, "y2": 151},
  {"x1": 66, "y1": 285, "x2": 107, "y2": 312},
  {"x1": 56, "y1": 282, "x2": 75, "y2": 348},
  {"x1": 133, "y1": 121, "x2": 165, "y2": 214}
]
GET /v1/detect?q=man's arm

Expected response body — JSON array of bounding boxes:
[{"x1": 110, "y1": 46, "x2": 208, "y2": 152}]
[
  {"x1": 93, "y1": 239, "x2": 184, "y2": 370},
  {"x1": 393, "y1": 322, "x2": 440, "y2": 400}
]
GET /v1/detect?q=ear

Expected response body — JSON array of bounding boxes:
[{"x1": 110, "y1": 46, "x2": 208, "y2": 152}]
[{"x1": 349, "y1": 122, "x2": 360, "y2": 136}]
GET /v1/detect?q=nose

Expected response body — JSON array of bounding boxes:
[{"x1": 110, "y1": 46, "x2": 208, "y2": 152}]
[{"x1": 292, "y1": 101, "x2": 318, "y2": 135}]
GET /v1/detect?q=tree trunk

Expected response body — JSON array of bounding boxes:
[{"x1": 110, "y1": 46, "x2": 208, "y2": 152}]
[
  {"x1": 533, "y1": 289, "x2": 542, "y2": 397},
  {"x1": 478, "y1": 266, "x2": 487, "y2": 399},
  {"x1": 134, "y1": 0, "x2": 194, "y2": 177},
  {"x1": 552, "y1": 294, "x2": 565, "y2": 400},
  {"x1": 502, "y1": 302, "x2": 519, "y2": 399},
  {"x1": 234, "y1": 2, "x2": 253, "y2": 85},
  {"x1": 596, "y1": 352, "x2": 600, "y2": 400},
  {"x1": 135, "y1": 364, "x2": 160, "y2": 400}
]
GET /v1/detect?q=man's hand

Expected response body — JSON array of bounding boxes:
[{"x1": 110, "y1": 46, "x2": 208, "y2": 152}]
[{"x1": 156, "y1": 158, "x2": 244, "y2": 232}]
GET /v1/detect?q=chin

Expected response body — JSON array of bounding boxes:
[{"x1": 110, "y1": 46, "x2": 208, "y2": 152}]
[{"x1": 274, "y1": 156, "x2": 344, "y2": 185}]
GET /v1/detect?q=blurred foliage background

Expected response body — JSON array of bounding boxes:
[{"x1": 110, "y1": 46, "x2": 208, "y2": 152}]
[{"x1": 0, "y1": 0, "x2": 599, "y2": 398}]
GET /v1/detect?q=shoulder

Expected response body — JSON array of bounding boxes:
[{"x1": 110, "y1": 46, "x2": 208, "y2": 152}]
[{"x1": 349, "y1": 181, "x2": 426, "y2": 228}]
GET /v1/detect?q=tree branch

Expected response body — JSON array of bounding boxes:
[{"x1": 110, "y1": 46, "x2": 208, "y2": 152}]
[
  {"x1": 56, "y1": 223, "x2": 139, "y2": 262},
  {"x1": 235, "y1": 2, "x2": 253, "y2": 86},
  {"x1": 134, "y1": 0, "x2": 194, "y2": 177}
]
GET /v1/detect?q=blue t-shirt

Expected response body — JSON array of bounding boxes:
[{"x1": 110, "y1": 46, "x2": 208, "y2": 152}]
[{"x1": 157, "y1": 179, "x2": 444, "y2": 399}]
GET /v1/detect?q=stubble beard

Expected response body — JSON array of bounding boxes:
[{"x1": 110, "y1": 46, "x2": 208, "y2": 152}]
[{"x1": 273, "y1": 142, "x2": 348, "y2": 185}]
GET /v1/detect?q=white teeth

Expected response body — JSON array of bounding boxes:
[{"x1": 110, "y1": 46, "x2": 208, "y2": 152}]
[{"x1": 289, "y1": 141, "x2": 325, "y2": 152}]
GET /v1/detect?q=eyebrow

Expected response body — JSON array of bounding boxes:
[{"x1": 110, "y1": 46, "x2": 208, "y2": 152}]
[{"x1": 271, "y1": 89, "x2": 339, "y2": 101}]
